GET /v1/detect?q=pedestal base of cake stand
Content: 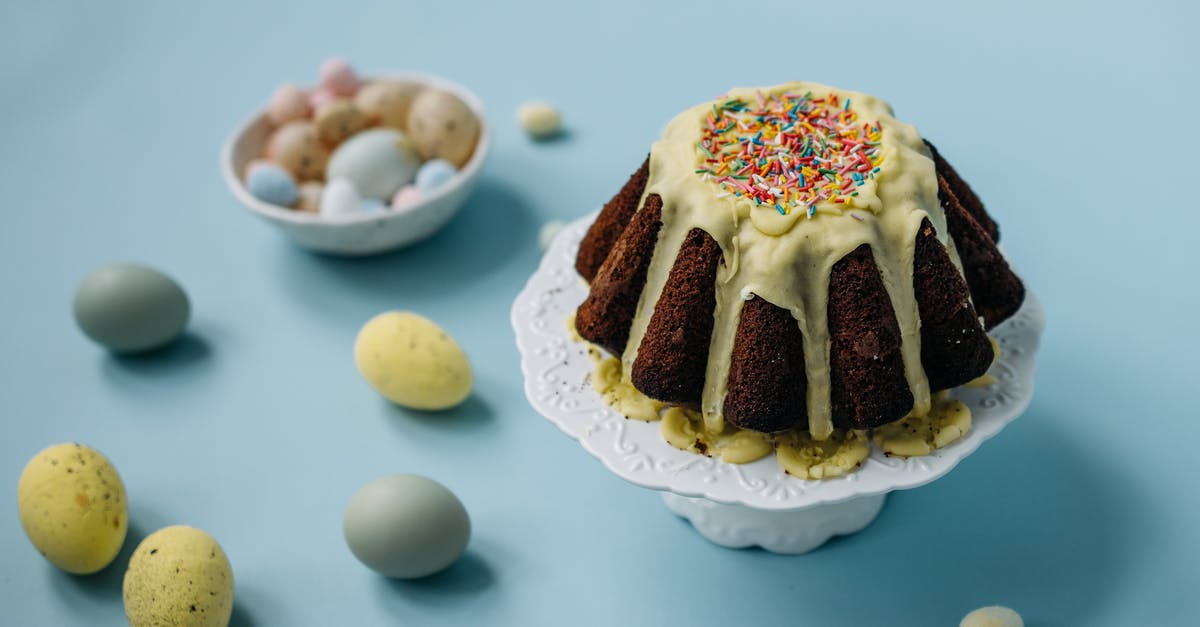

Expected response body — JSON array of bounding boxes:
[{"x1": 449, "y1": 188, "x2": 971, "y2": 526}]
[{"x1": 662, "y1": 492, "x2": 887, "y2": 554}]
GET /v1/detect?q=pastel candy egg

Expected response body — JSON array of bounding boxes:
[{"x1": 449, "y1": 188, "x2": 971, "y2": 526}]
[
  {"x1": 266, "y1": 121, "x2": 328, "y2": 181},
  {"x1": 326, "y1": 128, "x2": 420, "y2": 200},
  {"x1": 296, "y1": 181, "x2": 324, "y2": 213},
  {"x1": 344, "y1": 475, "x2": 470, "y2": 579},
  {"x1": 961, "y1": 606, "x2": 1024, "y2": 627},
  {"x1": 355, "y1": 81, "x2": 421, "y2": 130},
  {"x1": 414, "y1": 158, "x2": 456, "y2": 192},
  {"x1": 319, "y1": 57, "x2": 359, "y2": 97},
  {"x1": 354, "y1": 311, "x2": 472, "y2": 410},
  {"x1": 517, "y1": 101, "x2": 562, "y2": 139},
  {"x1": 314, "y1": 99, "x2": 369, "y2": 146},
  {"x1": 320, "y1": 178, "x2": 361, "y2": 218},
  {"x1": 266, "y1": 83, "x2": 309, "y2": 125},
  {"x1": 359, "y1": 197, "x2": 387, "y2": 214},
  {"x1": 74, "y1": 263, "x2": 190, "y2": 353},
  {"x1": 309, "y1": 88, "x2": 338, "y2": 112},
  {"x1": 17, "y1": 443, "x2": 128, "y2": 574},
  {"x1": 246, "y1": 162, "x2": 299, "y2": 207},
  {"x1": 122, "y1": 526, "x2": 233, "y2": 627},
  {"x1": 390, "y1": 185, "x2": 421, "y2": 210},
  {"x1": 406, "y1": 89, "x2": 479, "y2": 168}
]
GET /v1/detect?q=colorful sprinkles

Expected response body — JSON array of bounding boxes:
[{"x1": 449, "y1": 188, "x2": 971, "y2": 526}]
[{"x1": 695, "y1": 90, "x2": 884, "y2": 217}]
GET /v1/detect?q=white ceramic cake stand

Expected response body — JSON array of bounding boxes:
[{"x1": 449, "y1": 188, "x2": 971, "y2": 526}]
[{"x1": 512, "y1": 212, "x2": 1044, "y2": 554}]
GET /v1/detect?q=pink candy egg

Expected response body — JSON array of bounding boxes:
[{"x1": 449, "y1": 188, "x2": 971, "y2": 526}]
[
  {"x1": 267, "y1": 83, "x2": 309, "y2": 125},
  {"x1": 309, "y1": 88, "x2": 339, "y2": 112},
  {"x1": 320, "y1": 58, "x2": 360, "y2": 98},
  {"x1": 391, "y1": 185, "x2": 422, "y2": 210}
]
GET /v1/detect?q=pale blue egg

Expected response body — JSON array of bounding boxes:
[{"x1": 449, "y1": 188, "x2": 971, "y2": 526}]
[
  {"x1": 414, "y1": 159, "x2": 457, "y2": 192},
  {"x1": 320, "y1": 178, "x2": 362, "y2": 217},
  {"x1": 359, "y1": 198, "x2": 387, "y2": 214},
  {"x1": 343, "y1": 475, "x2": 470, "y2": 579},
  {"x1": 326, "y1": 129, "x2": 421, "y2": 200},
  {"x1": 246, "y1": 162, "x2": 299, "y2": 207},
  {"x1": 73, "y1": 264, "x2": 190, "y2": 353}
]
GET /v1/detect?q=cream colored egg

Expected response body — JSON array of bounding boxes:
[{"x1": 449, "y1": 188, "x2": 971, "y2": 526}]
[
  {"x1": 266, "y1": 121, "x2": 329, "y2": 181},
  {"x1": 17, "y1": 443, "x2": 128, "y2": 574},
  {"x1": 314, "y1": 99, "x2": 369, "y2": 146},
  {"x1": 355, "y1": 81, "x2": 421, "y2": 130},
  {"x1": 517, "y1": 101, "x2": 561, "y2": 139},
  {"x1": 354, "y1": 311, "x2": 472, "y2": 410},
  {"x1": 405, "y1": 89, "x2": 479, "y2": 168},
  {"x1": 123, "y1": 526, "x2": 233, "y2": 627},
  {"x1": 296, "y1": 181, "x2": 324, "y2": 213}
]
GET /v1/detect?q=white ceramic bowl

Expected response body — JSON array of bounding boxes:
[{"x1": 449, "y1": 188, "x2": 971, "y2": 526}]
[{"x1": 220, "y1": 72, "x2": 490, "y2": 256}]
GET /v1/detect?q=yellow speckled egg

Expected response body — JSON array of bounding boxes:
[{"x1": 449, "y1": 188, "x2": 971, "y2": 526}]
[
  {"x1": 17, "y1": 443, "x2": 128, "y2": 574},
  {"x1": 314, "y1": 99, "x2": 369, "y2": 146},
  {"x1": 355, "y1": 80, "x2": 421, "y2": 130},
  {"x1": 405, "y1": 89, "x2": 479, "y2": 168},
  {"x1": 354, "y1": 311, "x2": 472, "y2": 410},
  {"x1": 123, "y1": 526, "x2": 233, "y2": 627},
  {"x1": 266, "y1": 121, "x2": 328, "y2": 181}
]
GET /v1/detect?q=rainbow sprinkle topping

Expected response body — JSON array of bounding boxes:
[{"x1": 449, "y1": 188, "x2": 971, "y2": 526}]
[{"x1": 695, "y1": 90, "x2": 884, "y2": 217}]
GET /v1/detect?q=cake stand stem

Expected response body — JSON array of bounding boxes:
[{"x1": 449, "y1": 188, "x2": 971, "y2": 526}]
[{"x1": 661, "y1": 492, "x2": 887, "y2": 554}]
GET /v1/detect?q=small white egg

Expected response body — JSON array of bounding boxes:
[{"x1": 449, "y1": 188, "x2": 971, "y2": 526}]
[
  {"x1": 320, "y1": 178, "x2": 362, "y2": 218},
  {"x1": 517, "y1": 101, "x2": 561, "y2": 139}
]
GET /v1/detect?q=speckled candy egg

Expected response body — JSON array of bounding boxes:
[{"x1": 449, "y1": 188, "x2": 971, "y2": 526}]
[
  {"x1": 245, "y1": 162, "x2": 299, "y2": 207},
  {"x1": 296, "y1": 181, "x2": 324, "y2": 213},
  {"x1": 406, "y1": 89, "x2": 479, "y2": 168},
  {"x1": 326, "y1": 128, "x2": 421, "y2": 200},
  {"x1": 343, "y1": 475, "x2": 470, "y2": 579},
  {"x1": 308, "y1": 88, "x2": 338, "y2": 112},
  {"x1": 354, "y1": 311, "x2": 472, "y2": 410},
  {"x1": 17, "y1": 443, "x2": 128, "y2": 574},
  {"x1": 123, "y1": 526, "x2": 233, "y2": 627},
  {"x1": 266, "y1": 121, "x2": 328, "y2": 181},
  {"x1": 414, "y1": 158, "x2": 456, "y2": 192},
  {"x1": 355, "y1": 81, "x2": 421, "y2": 130},
  {"x1": 319, "y1": 58, "x2": 360, "y2": 98},
  {"x1": 74, "y1": 263, "x2": 190, "y2": 353},
  {"x1": 266, "y1": 83, "x2": 308, "y2": 125},
  {"x1": 314, "y1": 99, "x2": 368, "y2": 146},
  {"x1": 320, "y1": 178, "x2": 362, "y2": 218}
]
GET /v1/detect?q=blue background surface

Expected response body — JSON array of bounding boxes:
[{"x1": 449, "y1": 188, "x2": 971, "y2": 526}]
[{"x1": 1, "y1": 1, "x2": 1196, "y2": 625}]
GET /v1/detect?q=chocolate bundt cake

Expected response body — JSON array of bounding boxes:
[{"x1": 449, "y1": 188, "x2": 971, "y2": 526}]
[{"x1": 574, "y1": 82, "x2": 1023, "y2": 442}]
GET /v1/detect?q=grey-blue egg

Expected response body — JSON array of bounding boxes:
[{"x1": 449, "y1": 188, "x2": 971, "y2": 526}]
[
  {"x1": 343, "y1": 475, "x2": 470, "y2": 579},
  {"x1": 326, "y1": 128, "x2": 420, "y2": 200},
  {"x1": 73, "y1": 263, "x2": 190, "y2": 353}
]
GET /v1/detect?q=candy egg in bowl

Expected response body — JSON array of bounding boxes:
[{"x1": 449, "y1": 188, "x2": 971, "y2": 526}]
[{"x1": 221, "y1": 68, "x2": 489, "y2": 256}]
